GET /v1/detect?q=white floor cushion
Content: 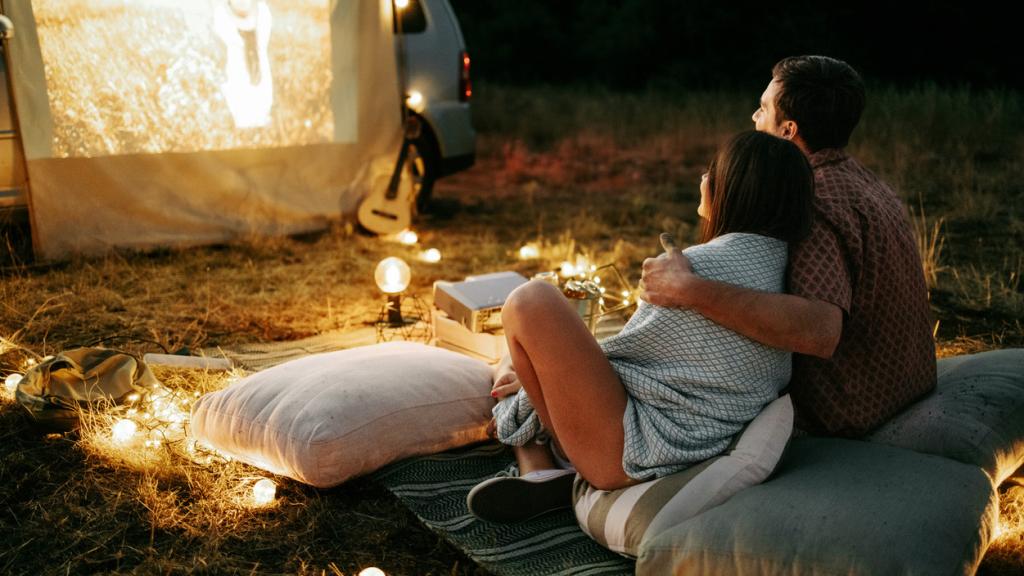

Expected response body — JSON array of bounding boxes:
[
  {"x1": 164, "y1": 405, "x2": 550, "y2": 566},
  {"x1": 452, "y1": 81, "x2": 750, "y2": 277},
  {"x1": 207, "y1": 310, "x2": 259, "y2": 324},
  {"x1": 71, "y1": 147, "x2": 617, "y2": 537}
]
[{"x1": 191, "y1": 342, "x2": 495, "y2": 487}]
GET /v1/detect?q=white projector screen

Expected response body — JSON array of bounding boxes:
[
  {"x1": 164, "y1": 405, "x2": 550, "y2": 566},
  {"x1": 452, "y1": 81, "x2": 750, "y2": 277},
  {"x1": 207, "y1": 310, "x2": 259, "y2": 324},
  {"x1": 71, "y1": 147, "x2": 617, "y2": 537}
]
[
  {"x1": 4, "y1": 0, "x2": 402, "y2": 259},
  {"x1": 31, "y1": 0, "x2": 353, "y2": 157}
]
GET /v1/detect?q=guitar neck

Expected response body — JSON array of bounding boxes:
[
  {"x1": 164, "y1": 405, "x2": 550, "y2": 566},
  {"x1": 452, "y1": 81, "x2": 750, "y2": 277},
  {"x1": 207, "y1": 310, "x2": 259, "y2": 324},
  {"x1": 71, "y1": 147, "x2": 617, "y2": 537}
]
[{"x1": 385, "y1": 139, "x2": 410, "y2": 200}]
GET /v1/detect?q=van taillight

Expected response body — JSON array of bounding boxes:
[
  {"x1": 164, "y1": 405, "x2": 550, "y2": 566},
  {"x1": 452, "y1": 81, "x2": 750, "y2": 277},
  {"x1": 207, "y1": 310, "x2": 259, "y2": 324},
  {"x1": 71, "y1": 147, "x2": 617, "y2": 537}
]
[{"x1": 459, "y1": 51, "x2": 472, "y2": 102}]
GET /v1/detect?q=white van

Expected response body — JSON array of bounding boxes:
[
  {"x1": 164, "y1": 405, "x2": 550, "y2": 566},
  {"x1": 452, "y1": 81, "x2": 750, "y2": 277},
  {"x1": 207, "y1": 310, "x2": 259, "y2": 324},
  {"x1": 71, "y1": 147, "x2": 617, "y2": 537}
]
[
  {"x1": 0, "y1": 0, "x2": 474, "y2": 242},
  {"x1": 396, "y1": 0, "x2": 476, "y2": 211}
]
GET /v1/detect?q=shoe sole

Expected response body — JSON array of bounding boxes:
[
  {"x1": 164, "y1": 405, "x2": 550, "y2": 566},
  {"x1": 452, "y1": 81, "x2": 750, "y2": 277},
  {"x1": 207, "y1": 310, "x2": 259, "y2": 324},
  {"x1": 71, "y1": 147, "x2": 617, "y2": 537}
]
[{"x1": 466, "y1": 471, "x2": 576, "y2": 523}]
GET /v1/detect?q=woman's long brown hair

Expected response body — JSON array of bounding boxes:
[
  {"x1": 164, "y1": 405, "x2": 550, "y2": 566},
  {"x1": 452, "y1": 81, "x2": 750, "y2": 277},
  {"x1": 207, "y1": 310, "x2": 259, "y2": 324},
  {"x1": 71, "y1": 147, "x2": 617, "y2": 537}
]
[{"x1": 701, "y1": 131, "x2": 814, "y2": 245}]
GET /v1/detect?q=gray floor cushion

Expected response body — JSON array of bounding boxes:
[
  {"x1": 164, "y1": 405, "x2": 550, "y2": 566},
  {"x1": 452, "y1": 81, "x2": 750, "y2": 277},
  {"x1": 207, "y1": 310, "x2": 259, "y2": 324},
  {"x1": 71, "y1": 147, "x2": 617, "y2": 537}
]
[
  {"x1": 867, "y1": 348, "x2": 1024, "y2": 484},
  {"x1": 636, "y1": 437, "x2": 998, "y2": 576}
]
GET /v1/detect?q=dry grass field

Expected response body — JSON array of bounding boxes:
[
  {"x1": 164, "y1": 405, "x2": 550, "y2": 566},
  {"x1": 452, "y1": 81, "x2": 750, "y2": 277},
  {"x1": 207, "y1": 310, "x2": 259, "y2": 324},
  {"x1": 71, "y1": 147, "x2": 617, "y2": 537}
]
[{"x1": 1, "y1": 83, "x2": 1022, "y2": 574}]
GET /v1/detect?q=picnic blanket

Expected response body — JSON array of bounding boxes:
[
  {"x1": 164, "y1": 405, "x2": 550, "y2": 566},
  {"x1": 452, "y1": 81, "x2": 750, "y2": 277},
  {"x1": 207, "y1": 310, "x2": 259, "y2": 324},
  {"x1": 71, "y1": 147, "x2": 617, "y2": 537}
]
[
  {"x1": 199, "y1": 327, "x2": 379, "y2": 371},
  {"x1": 374, "y1": 443, "x2": 634, "y2": 576}
]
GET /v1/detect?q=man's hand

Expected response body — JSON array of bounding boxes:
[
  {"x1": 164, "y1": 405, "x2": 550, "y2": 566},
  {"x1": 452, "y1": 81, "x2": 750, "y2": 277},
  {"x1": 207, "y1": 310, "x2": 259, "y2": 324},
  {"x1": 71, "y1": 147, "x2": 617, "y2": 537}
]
[{"x1": 639, "y1": 249, "x2": 697, "y2": 308}]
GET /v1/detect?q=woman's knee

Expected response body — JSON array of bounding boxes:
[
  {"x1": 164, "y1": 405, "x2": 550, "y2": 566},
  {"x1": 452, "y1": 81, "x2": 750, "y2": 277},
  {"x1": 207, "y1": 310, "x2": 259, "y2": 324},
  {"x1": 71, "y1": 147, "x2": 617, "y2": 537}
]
[{"x1": 502, "y1": 280, "x2": 565, "y2": 327}]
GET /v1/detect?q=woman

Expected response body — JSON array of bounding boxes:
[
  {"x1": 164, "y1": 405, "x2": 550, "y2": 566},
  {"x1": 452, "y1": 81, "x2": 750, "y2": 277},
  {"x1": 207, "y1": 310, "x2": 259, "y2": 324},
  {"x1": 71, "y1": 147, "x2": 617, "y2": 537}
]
[{"x1": 468, "y1": 131, "x2": 814, "y2": 523}]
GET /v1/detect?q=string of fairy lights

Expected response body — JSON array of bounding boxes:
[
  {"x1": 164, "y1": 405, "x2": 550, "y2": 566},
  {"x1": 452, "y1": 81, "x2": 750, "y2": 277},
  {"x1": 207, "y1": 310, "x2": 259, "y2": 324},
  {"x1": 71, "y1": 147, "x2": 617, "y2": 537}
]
[{"x1": 4, "y1": 365, "x2": 395, "y2": 574}]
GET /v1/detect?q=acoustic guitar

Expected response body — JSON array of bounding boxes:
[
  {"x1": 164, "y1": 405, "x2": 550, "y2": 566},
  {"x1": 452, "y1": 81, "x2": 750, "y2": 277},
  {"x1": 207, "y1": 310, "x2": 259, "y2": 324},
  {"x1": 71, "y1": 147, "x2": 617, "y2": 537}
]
[{"x1": 356, "y1": 117, "x2": 424, "y2": 234}]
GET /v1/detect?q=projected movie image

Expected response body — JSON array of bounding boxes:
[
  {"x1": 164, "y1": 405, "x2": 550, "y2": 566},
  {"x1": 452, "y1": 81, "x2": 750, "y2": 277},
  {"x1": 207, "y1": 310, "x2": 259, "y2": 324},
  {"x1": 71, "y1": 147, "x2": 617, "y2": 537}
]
[{"x1": 33, "y1": 0, "x2": 348, "y2": 157}]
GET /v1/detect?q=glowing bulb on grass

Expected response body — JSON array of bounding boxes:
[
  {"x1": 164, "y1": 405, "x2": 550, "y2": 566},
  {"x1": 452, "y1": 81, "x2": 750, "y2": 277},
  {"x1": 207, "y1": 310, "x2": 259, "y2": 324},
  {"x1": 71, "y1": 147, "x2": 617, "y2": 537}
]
[
  {"x1": 560, "y1": 262, "x2": 575, "y2": 277},
  {"x1": 4, "y1": 373, "x2": 21, "y2": 393},
  {"x1": 252, "y1": 478, "x2": 277, "y2": 506},
  {"x1": 396, "y1": 229, "x2": 418, "y2": 245},
  {"x1": 359, "y1": 568, "x2": 387, "y2": 576},
  {"x1": 375, "y1": 257, "x2": 411, "y2": 294},
  {"x1": 519, "y1": 244, "x2": 540, "y2": 260},
  {"x1": 111, "y1": 419, "x2": 138, "y2": 444},
  {"x1": 419, "y1": 248, "x2": 441, "y2": 263},
  {"x1": 394, "y1": 0, "x2": 409, "y2": 10}
]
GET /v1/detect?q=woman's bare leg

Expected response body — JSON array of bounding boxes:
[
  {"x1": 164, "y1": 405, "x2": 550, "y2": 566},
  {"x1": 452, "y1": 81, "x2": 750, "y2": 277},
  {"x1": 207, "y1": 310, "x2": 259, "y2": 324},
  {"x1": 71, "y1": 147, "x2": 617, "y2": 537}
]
[
  {"x1": 502, "y1": 280, "x2": 635, "y2": 490},
  {"x1": 513, "y1": 443, "x2": 557, "y2": 475}
]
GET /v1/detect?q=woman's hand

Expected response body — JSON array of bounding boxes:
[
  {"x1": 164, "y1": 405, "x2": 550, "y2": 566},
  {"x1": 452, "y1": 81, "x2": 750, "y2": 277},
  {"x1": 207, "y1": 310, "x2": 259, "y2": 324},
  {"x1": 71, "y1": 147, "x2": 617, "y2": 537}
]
[
  {"x1": 491, "y1": 354, "x2": 521, "y2": 398},
  {"x1": 491, "y1": 370, "x2": 522, "y2": 399}
]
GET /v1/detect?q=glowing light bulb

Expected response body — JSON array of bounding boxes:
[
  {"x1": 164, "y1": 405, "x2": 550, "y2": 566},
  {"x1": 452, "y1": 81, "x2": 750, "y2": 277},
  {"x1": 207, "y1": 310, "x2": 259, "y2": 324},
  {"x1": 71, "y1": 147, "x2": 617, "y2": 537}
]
[
  {"x1": 397, "y1": 229, "x2": 418, "y2": 245},
  {"x1": 252, "y1": 478, "x2": 277, "y2": 506},
  {"x1": 375, "y1": 257, "x2": 411, "y2": 294},
  {"x1": 394, "y1": 0, "x2": 409, "y2": 9},
  {"x1": 4, "y1": 373, "x2": 21, "y2": 393},
  {"x1": 621, "y1": 290, "x2": 631, "y2": 298},
  {"x1": 560, "y1": 262, "x2": 575, "y2": 277},
  {"x1": 419, "y1": 248, "x2": 441, "y2": 263},
  {"x1": 111, "y1": 419, "x2": 137, "y2": 444},
  {"x1": 405, "y1": 90, "x2": 425, "y2": 113},
  {"x1": 26, "y1": 358, "x2": 37, "y2": 367},
  {"x1": 359, "y1": 568, "x2": 387, "y2": 576},
  {"x1": 519, "y1": 244, "x2": 540, "y2": 260}
]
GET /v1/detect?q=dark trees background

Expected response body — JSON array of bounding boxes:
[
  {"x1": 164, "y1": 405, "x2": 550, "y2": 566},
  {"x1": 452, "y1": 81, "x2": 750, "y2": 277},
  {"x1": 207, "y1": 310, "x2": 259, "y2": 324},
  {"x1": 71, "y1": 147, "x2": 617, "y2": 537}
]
[{"x1": 450, "y1": 0, "x2": 1015, "y2": 89}]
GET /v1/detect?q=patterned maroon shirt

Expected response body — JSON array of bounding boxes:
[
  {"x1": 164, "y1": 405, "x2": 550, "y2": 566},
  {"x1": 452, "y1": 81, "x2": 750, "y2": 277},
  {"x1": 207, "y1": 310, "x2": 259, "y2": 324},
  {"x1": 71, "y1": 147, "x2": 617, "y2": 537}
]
[{"x1": 787, "y1": 148, "x2": 936, "y2": 437}]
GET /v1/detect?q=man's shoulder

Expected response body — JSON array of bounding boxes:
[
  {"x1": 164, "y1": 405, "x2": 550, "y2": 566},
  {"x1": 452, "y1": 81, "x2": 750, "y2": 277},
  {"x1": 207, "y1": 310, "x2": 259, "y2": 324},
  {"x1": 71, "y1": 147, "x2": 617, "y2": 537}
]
[
  {"x1": 811, "y1": 151, "x2": 900, "y2": 214},
  {"x1": 812, "y1": 150, "x2": 875, "y2": 188}
]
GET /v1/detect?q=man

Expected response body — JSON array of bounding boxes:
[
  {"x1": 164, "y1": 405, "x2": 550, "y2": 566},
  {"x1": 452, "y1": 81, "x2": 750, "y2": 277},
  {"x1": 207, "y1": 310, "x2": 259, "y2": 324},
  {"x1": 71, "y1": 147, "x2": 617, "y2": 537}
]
[{"x1": 640, "y1": 55, "x2": 936, "y2": 437}]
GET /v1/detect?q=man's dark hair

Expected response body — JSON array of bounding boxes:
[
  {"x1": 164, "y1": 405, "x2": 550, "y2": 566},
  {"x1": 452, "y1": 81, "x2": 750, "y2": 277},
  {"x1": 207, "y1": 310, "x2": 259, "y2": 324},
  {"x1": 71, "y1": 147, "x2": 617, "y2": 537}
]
[
  {"x1": 702, "y1": 131, "x2": 814, "y2": 244},
  {"x1": 771, "y1": 55, "x2": 866, "y2": 152}
]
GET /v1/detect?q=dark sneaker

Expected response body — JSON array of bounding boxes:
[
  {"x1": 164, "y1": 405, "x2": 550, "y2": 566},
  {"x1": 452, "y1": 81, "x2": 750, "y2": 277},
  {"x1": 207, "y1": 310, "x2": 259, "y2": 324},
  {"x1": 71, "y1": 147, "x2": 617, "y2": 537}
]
[{"x1": 466, "y1": 468, "x2": 576, "y2": 523}]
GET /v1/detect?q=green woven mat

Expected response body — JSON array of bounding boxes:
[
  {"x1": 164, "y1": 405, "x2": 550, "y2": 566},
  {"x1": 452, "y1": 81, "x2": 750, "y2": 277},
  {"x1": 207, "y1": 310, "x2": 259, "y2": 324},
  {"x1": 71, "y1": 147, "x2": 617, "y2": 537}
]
[{"x1": 374, "y1": 443, "x2": 634, "y2": 576}]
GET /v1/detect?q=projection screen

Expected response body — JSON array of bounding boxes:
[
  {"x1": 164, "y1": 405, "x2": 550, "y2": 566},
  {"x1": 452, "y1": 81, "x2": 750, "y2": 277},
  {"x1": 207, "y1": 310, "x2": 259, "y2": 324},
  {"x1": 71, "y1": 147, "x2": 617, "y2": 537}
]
[{"x1": 3, "y1": 0, "x2": 402, "y2": 259}]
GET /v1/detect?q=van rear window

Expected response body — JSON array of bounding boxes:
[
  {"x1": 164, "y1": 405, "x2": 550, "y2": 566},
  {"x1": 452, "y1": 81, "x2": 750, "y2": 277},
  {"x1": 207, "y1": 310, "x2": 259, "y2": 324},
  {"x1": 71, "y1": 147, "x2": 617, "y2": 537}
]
[{"x1": 394, "y1": 0, "x2": 427, "y2": 34}]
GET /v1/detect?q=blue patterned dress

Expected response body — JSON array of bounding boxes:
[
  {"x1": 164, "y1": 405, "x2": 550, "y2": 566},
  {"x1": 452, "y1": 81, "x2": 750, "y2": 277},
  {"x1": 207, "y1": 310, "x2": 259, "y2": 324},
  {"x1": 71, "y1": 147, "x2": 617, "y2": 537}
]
[{"x1": 494, "y1": 233, "x2": 792, "y2": 480}]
